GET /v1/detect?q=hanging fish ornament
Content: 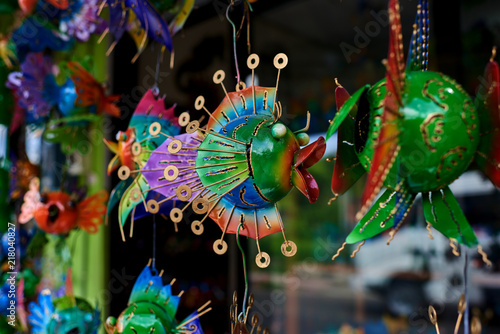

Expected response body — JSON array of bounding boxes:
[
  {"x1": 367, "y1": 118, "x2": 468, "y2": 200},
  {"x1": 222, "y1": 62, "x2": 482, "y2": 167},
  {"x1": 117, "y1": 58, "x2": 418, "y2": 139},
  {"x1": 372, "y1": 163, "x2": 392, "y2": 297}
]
[
  {"x1": 126, "y1": 0, "x2": 172, "y2": 51},
  {"x1": 18, "y1": 178, "x2": 108, "y2": 235},
  {"x1": 58, "y1": 0, "x2": 106, "y2": 42},
  {"x1": 327, "y1": 0, "x2": 498, "y2": 260},
  {"x1": 7, "y1": 56, "x2": 116, "y2": 151},
  {"x1": 164, "y1": 0, "x2": 195, "y2": 36},
  {"x1": 28, "y1": 289, "x2": 100, "y2": 334},
  {"x1": 104, "y1": 88, "x2": 180, "y2": 239},
  {"x1": 98, "y1": 0, "x2": 173, "y2": 62},
  {"x1": 7, "y1": 53, "x2": 55, "y2": 125},
  {"x1": 11, "y1": 17, "x2": 74, "y2": 62},
  {"x1": 98, "y1": 0, "x2": 131, "y2": 55},
  {"x1": 142, "y1": 53, "x2": 326, "y2": 268},
  {"x1": 66, "y1": 61, "x2": 121, "y2": 118},
  {"x1": 42, "y1": 61, "x2": 118, "y2": 153},
  {"x1": 105, "y1": 262, "x2": 209, "y2": 334}
]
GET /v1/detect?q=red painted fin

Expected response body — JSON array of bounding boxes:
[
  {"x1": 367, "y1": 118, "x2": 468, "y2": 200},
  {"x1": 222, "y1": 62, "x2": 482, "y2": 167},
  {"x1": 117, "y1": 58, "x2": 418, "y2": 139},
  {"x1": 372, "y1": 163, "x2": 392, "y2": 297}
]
[
  {"x1": 476, "y1": 49, "x2": 500, "y2": 186},
  {"x1": 357, "y1": 0, "x2": 404, "y2": 219},
  {"x1": 385, "y1": 0, "x2": 406, "y2": 105},
  {"x1": 292, "y1": 167, "x2": 320, "y2": 203},
  {"x1": 331, "y1": 86, "x2": 365, "y2": 196},
  {"x1": 76, "y1": 190, "x2": 109, "y2": 234}
]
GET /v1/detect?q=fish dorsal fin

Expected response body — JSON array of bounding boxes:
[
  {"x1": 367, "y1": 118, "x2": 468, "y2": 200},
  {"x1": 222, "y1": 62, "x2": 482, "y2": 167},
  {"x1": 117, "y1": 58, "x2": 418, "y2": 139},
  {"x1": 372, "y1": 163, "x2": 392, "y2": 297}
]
[
  {"x1": 206, "y1": 86, "x2": 275, "y2": 133},
  {"x1": 128, "y1": 265, "x2": 180, "y2": 317},
  {"x1": 407, "y1": 0, "x2": 430, "y2": 72}
]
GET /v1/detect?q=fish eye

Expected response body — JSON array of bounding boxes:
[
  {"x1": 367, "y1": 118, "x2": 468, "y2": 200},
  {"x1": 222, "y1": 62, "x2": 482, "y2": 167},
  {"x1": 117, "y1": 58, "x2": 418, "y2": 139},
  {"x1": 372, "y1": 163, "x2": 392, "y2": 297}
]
[
  {"x1": 271, "y1": 123, "x2": 287, "y2": 140},
  {"x1": 296, "y1": 132, "x2": 310, "y2": 146}
]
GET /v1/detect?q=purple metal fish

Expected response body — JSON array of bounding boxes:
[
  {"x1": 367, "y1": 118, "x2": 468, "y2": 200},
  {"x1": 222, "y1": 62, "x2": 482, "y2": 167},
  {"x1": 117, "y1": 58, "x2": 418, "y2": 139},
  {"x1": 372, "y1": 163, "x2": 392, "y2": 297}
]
[{"x1": 7, "y1": 53, "x2": 54, "y2": 124}]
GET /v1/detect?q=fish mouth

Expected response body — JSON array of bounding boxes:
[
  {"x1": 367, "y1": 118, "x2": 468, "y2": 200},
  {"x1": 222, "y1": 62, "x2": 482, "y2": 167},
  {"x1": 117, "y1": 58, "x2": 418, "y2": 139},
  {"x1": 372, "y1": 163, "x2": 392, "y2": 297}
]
[
  {"x1": 48, "y1": 204, "x2": 60, "y2": 224},
  {"x1": 103, "y1": 129, "x2": 136, "y2": 175},
  {"x1": 66, "y1": 328, "x2": 80, "y2": 334},
  {"x1": 291, "y1": 136, "x2": 326, "y2": 203}
]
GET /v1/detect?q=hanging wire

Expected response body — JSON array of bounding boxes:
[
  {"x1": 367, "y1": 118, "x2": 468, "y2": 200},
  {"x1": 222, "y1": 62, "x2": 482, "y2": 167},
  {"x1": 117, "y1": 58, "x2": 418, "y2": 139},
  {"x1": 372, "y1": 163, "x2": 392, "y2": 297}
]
[
  {"x1": 226, "y1": 4, "x2": 241, "y2": 83},
  {"x1": 152, "y1": 47, "x2": 163, "y2": 96},
  {"x1": 226, "y1": 1, "x2": 254, "y2": 83},
  {"x1": 463, "y1": 251, "x2": 469, "y2": 334},
  {"x1": 152, "y1": 213, "x2": 157, "y2": 273},
  {"x1": 236, "y1": 222, "x2": 249, "y2": 322}
]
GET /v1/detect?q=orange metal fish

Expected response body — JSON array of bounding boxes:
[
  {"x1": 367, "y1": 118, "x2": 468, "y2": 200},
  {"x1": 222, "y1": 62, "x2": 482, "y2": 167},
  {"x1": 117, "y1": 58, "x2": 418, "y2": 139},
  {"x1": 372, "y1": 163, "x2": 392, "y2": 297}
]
[
  {"x1": 103, "y1": 128, "x2": 135, "y2": 175},
  {"x1": 19, "y1": 178, "x2": 108, "y2": 234},
  {"x1": 66, "y1": 61, "x2": 121, "y2": 118}
]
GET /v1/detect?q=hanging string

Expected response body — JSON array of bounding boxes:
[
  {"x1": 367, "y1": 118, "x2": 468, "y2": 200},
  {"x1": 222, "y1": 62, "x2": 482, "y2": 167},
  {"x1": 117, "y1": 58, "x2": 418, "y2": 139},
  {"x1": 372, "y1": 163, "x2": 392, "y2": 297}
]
[
  {"x1": 153, "y1": 47, "x2": 163, "y2": 96},
  {"x1": 226, "y1": 3, "x2": 241, "y2": 84},
  {"x1": 225, "y1": 1, "x2": 253, "y2": 83},
  {"x1": 236, "y1": 222, "x2": 249, "y2": 322},
  {"x1": 463, "y1": 250, "x2": 469, "y2": 334},
  {"x1": 152, "y1": 214, "x2": 157, "y2": 272}
]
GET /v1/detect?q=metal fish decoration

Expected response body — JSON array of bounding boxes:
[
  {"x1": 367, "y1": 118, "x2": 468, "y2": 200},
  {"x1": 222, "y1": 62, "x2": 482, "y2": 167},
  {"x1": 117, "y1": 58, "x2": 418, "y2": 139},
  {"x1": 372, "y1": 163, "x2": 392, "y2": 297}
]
[
  {"x1": 142, "y1": 53, "x2": 326, "y2": 267},
  {"x1": 105, "y1": 262, "x2": 209, "y2": 334},
  {"x1": 104, "y1": 88, "x2": 180, "y2": 239},
  {"x1": 327, "y1": 0, "x2": 497, "y2": 261},
  {"x1": 19, "y1": 178, "x2": 108, "y2": 235}
]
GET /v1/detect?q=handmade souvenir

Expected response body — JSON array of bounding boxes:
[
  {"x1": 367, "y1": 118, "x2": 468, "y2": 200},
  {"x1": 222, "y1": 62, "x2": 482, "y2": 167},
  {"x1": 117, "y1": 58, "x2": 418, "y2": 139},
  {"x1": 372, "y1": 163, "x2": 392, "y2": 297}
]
[
  {"x1": 39, "y1": 61, "x2": 120, "y2": 153},
  {"x1": 142, "y1": 53, "x2": 326, "y2": 267},
  {"x1": 18, "y1": 178, "x2": 108, "y2": 235},
  {"x1": 328, "y1": 0, "x2": 498, "y2": 258},
  {"x1": 164, "y1": 0, "x2": 195, "y2": 36},
  {"x1": 99, "y1": 0, "x2": 174, "y2": 61},
  {"x1": 104, "y1": 88, "x2": 180, "y2": 238},
  {"x1": 11, "y1": 17, "x2": 74, "y2": 62},
  {"x1": 7, "y1": 53, "x2": 55, "y2": 125},
  {"x1": 56, "y1": 0, "x2": 105, "y2": 41},
  {"x1": 105, "y1": 262, "x2": 209, "y2": 334},
  {"x1": 66, "y1": 61, "x2": 121, "y2": 117},
  {"x1": 28, "y1": 289, "x2": 100, "y2": 334}
]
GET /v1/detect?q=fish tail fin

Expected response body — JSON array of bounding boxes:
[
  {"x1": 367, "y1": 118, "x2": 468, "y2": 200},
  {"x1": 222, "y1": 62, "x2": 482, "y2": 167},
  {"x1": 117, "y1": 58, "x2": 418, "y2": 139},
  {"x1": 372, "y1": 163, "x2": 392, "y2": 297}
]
[
  {"x1": 76, "y1": 190, "x2": 109, "y2": 233},
  {"x1": 475, "y1": 47, "x2": 500, "y2": 186}
]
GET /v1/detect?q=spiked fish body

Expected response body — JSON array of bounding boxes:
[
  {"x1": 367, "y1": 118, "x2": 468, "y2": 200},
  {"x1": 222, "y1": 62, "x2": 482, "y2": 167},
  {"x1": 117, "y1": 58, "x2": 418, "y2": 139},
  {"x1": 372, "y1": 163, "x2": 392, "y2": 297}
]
[
  {"x1": 326, "y1": 0, "x2": 496, "y2": 251},
  {"x1": 143, "y1": 53, "x2": 326, "y2": 267},
  {"x1": 28, "y1": 290, "x2": 100, "y2": 334},
  {"x1": 104, "y1": 89, "x2": 180, "y2": 239},
  {"x1": 105, "y1": 265, "x2": 206, "y2": 334},
  {"x1": 99, "y1": 0, "x2": 174, "y2": 61}
]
